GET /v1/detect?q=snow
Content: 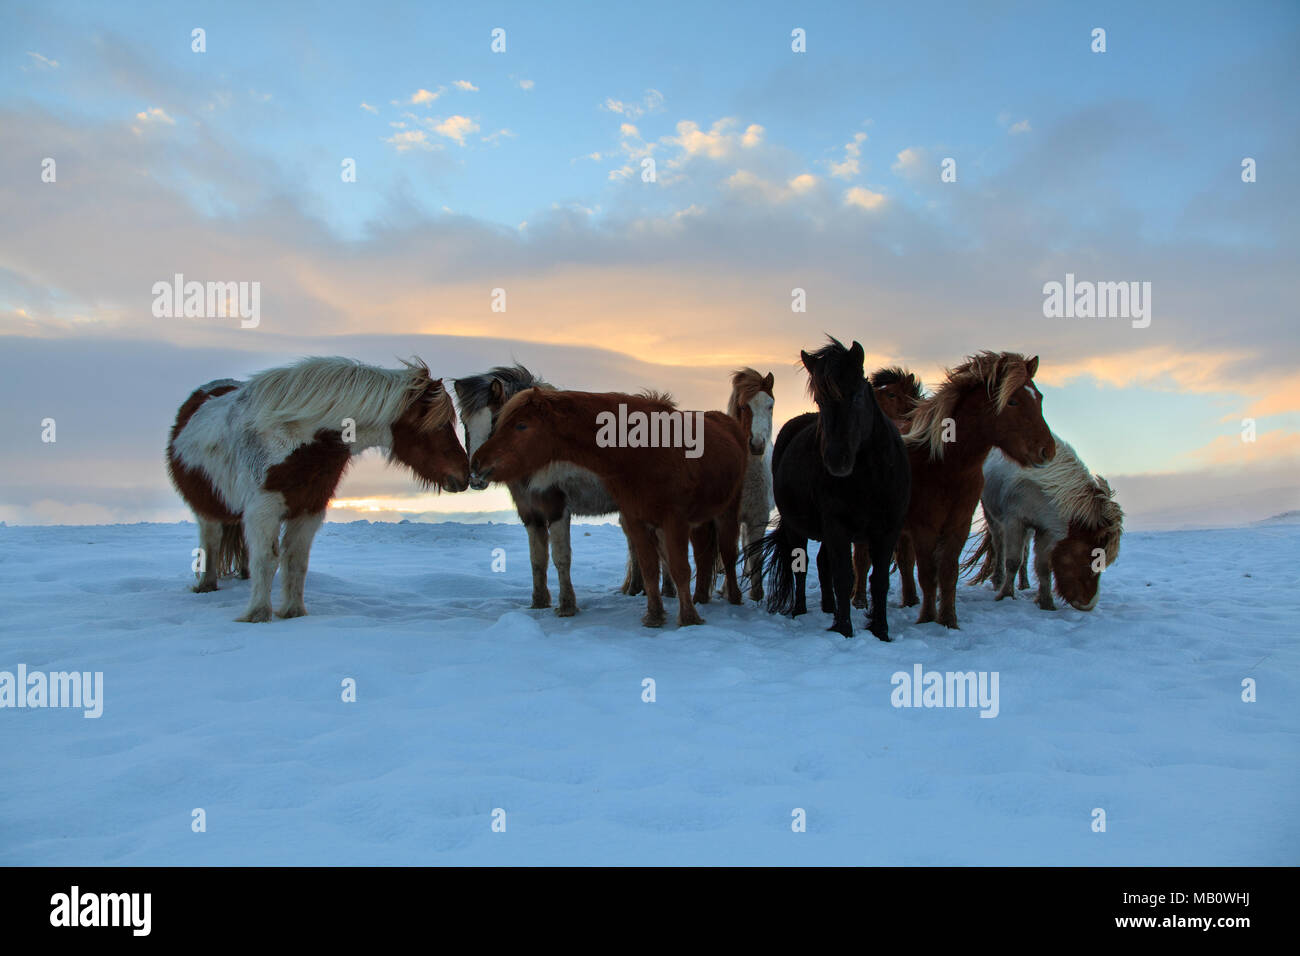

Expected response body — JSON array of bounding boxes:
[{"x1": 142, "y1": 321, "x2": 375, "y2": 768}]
[{"x1": 1, "y1": 519, "x2": 1296, "y2": 865}]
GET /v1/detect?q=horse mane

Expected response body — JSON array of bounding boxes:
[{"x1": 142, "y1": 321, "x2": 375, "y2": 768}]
[
  {"x1": 243, "y1": 356, "x2": 453, "y2": 433},
  {"x1": 727, "y1": 367, "x2": 774, "y2": 418},
  {"x1": 454, "y1": 365, "x2": 552, "y2": 416},
  {"x1": 803, "y1": 336, "x2": 858, "y2": 404},
  {"x1": 870, "y1": 366, "x2": 924, "y2": 400},
  {"x1": 1031, "y1": 436, "x2": 1124, "y2": 564},
  {"x1": 638, "y1": 388, "x2": 677, "y2": 407},
  {"x1": 904, "y1": 351, "x2": 1035, "y2": 460}
]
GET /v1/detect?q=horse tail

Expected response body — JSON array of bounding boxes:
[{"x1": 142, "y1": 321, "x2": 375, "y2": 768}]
[
  {"x1": 745, "y1": 518, "x2": 799, "y2": 616},
  {"x1": 960, "y1": 523, "x2": 994, "y2": 583},
  {"x1": 217, "y1": 522, "x2": 249, "y2": 578}
]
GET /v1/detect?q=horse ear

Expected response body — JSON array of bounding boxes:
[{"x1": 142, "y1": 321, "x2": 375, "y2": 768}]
[
  {"x1": 800, "y1": 350, "x2": 813, "y2": 370},
  {"x1": 849, "y1": 341, "x2": 864, "y2": 368},
  {"x1": 1026, "y1": 355, "x2": 1040, "y2": 379},
  {"x1": 490, "y1": 378, "x2": 505, "y2": 402},
  {"x1": 764, "y1": 371, "x2": 775, "y2": 390}
]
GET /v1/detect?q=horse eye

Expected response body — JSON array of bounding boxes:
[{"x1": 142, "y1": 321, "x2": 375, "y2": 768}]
[
  {"x1": 1008, "y1": 398, "x2": 1019, "y2": 406},
  {"x1": 515, "y1": 422, "x2": 527, "y2": 431}
]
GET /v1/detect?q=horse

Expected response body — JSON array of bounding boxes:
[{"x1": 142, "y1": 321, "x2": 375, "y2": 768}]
[
  {"x1": 455, "y1": 365, "x2": 634, "y2": 616},
  {"x1": 622, "y1": 368, "x2": 774, "y2": 603},
  {"x1": 852, "y1": 366, "x2": 925, "y2": 609},
  {"x1": 469, "y1": 389, "x2": 748, "y2": 628},
  {"x1": 897, "y1": 352, "x2": 1055, "y2": 629},
  {"x1": 748, "y1": 338, "x2": 910, "y2": 640},
  {"x1": 167, "y1": 357, "x2": 469, "y2": 622},
  {"x1": 962, "y1": 434, "x2": 1123, "y2": 610}
]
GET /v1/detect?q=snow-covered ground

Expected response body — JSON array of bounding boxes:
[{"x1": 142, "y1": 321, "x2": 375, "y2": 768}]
[{"x1": 1, "y1": 520, "x2": 1296, "y2": 865}]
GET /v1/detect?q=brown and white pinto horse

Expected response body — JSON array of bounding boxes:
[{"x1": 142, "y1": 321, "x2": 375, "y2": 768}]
[
  {"x1": 167, "y1": 357, "x2": 469, "y2": 622},
  {"x1": 852, "y1": 367, "x2": 924, "y2": 609},
  {"x1": 470, "y1": 389, "x2": 748, "y2": 627},
  {"x1": 896, "y1": 352, "x2": 1055, "y2": 629}
]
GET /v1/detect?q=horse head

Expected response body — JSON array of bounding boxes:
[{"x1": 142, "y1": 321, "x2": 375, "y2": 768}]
[
  {"x1": 389, "y1": 372, "x2": 469, "y2": 492},
  {"x1": 870, "y1": 367, "x2": 924, "y2": 428},
  {"x1": 469, "y1": 387, "x2": 556, "y2": 486},
  {"x1": 802, "y1": 337, "x2": 875, "y2": 478},
  {"x1": 729, "y1": 368, "x2": 775, "y2": 455},
  {"x1": 985, "y1": 355, "x2": 1055, "y2": 468},
  {"x1": 1051, "y1": 477, "x2": 1122, "y2": 610}
]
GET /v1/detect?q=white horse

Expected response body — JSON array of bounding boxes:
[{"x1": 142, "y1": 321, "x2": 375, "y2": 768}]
[
  {"x1": 167, "y1": 357, "x2": 468, "y2": 622},
  {"x1": 717, "y1": 368, "x2": 775, "y2": 599},
  {"x1": 965, "y1": 434, "x2": 1123, "y2": 611}
]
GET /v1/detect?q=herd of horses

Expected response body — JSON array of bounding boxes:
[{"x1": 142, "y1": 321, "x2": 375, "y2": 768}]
[{"x1": 166, "y1": 339, "x2": 1124, "y2": 639}]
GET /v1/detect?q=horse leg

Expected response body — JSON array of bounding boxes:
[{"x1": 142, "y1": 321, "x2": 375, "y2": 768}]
[
  {"x1": 791, "y1": 532, "x2": 809, "y2": 617},
  {"x1": 235, "y1": 494, "x2": 283, "y2": 623},
  {"x1": 193, "y1": 516, "x2": 222, "y2": 593},
  {"x1": 619, "y1": 517, "x2": 645, "y2": 595},
  {"x1": 996, "y1": 522, "x2": 1025, "y2": 601},
  {"x1": 524, "y1": 517, "x2": 552, "y2": 609},
  {"x1": 816, "y1": 541, "x2": 836, "y2": 613},
  {"x1": 851, "y1": 541, "x2": 869, "y2": 609},
  {"x1": 656, "y1": 530, "x2": 676, "y2": 598},
  {"x1": 987, "y1": 520, "x2": 1005, "y2": 590},
  {"x1": 914, "y1": 533, "x2": 939, "y2": 625},
  {"x1": 549, "y1": 512, "x2": 578, "y2": 616},
  {"x1": 898, "y1": 533, "x2": 919, "y2": 607},
  {"x1": 826, "y1": 537, "x2": 854, "y2": 637},
  {"x1": 936, "y1": 536, "x2": 964, "y2": 629},
  {"x1": 625, "y1": 521, "x2": 666, "y2": 627},
  {"x1": 277, "y1": 510, "x2": 324, "y2": 618},
  {"x1": 1032, "y1": 531, "x2": 1056, "y2": 610},
  {"x1": 717, "y1": 506, "x2": 743, "y2": 605},
  {"x1": 663, "y1": 519, "x2": 703, "y2": 627},
  {"x1": 743, "y1": 520, "x2": 765, "y2": 601},
  {"x1": 1018, "y1": 537, "x2": 1032, "y2": 590},
  {"x1": 866, "y1": 534, "x2": 897, "y2": 641},
  {"x1": 690, "y1": 524, "x2": 715, "y2": 605}
]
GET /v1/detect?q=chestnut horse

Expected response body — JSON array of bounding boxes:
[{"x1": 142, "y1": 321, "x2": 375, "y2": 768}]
[
  {"x1": 748, "y1": 339, "x2": 910, "y2": 639},
  {"x1": 896, "y1": 352, "x2": 1055, "y2": 629},
  {"x1": 167, "y1": 357, "x2": 469, "y2": 622},
  {"x1": 470, "y1": 389, "x2": 748, "y2": 628},
  {"x1": 852, "y1": 366, "x2": 925, "y2": 609},
  {"x1": 963, "y1": 434, "x2": 1123, "y2": 610}
]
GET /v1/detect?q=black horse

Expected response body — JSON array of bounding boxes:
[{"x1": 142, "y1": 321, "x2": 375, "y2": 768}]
[{"x1": 749, "y1": 338, "x2": 911, "y2": 640}]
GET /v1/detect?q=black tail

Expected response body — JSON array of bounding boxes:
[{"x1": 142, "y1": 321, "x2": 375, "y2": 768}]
[
  {"x1": 745, "y1": 518, "x2": 801, "y2": 616},
  {"x1": 217, "y1": 522, "x2": 249, "y2": 579}
]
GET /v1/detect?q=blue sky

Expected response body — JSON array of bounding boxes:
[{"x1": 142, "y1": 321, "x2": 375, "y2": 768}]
[{"x1": 1, "y1": 0, "x2": 1297, "y2": 524}]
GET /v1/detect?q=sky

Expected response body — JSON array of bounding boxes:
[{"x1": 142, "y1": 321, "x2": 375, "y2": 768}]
[{"x1": 1, "y1": 0, "x2": 1297, "y2": 528}]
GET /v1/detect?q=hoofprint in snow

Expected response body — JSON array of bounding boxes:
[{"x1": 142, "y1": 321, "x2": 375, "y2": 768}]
[{"x1": 0, "y1": 520, "x2": 1296, "y2": 865}]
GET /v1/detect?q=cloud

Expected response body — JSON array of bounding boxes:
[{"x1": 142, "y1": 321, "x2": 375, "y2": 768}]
[
  {"x1": 828, "y1": 131, "x2": 867, "y2": 180},
  {"x1": 434, "y1": 115, "x2": 479, "y2": 145},
  {"x1": 890, "y1": 146, "x2": 925, "y2": 179},
  {"x1": 360, "y1": 102, "x2": 378, "y2": 114},
  {"x1": 844, "y1": 185, "x2": 886, "y2": 210},
  {"x1": 482, "y1": 128, "x2": 514, "y2": 145},
  {"x1": 410, "y1": 88, "x2": 442, "y2": 105},
  {"x1": 518, "y1": 79, "x2": 534, "y2": 90},
  {"x1": 26, "y1": 51, "x2": 59, "y2": 69},
  {"x1": 601, "y1": 89, "x2": 665, "y2": 119},
  {"x1": 384, "y1": 129, "x2": 435, "y2": 151},
  {"x1": 452, "y1": 80, "x2": 478, "y2": 92},
  {"x1": 133, "y1": 107, "x2": 174, "y2": 125},
  {"x1": 1009, "y1": 118, "x2": 1031, "y2": 134}
]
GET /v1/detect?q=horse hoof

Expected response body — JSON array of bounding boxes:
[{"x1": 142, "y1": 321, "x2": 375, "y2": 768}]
[
  {"x1": 939, "y1": 616, "x2": 960, "y2": 630},
  {"x1": 694, "y1": 593, "x2": 711, "y2": 605},
  {"x1": 750, "y1": 588, "x2": 763, "y2": 602},
  {"x1": 679, "y1": 614, "x2": 705, "y2": 627},
  {"x1": 555, "y1": 603, "x2": 578, "y2": 617},
  {"x1": 530, "y1": 596, "x2": 551, "y2": 610},
  {"x1": 276, "y1": 605, "x2": 307, "y2": 619},
  {"x1": 1037, "y1": 598, "x2": 1056, "y2": 611},
  {"x1": 727, "y1": 592, "x2": 742, "y2": 606},
  {"x1": 235, "y1": 607, "x2": 272, "y2": 623},
  {"x1": 193, "y1": 581, "x2": 218, "y2": 593},
  {"x1": 995, "y1": 591, "x2": 1013, "y2": 601},
  {"x1": 851, "y1": 595, "x2": 867, "y2": 609},
  {"x1": 828, "y1": 622, "x2": 853, "y2": 638},
  {"x1": 901, "y1": 596, "x2": 919, "y2": 608},
  {"x1": 641, "y1": 611, "x2": 665, "y2": 628}
]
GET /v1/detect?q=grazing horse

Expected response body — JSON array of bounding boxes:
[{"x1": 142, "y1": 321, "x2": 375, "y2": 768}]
[
  {"x1": 470, "y1": 389, "x2": 748, "y2": 628},
  {"x1": 899, "y1": 352, "x2": 1055, "y2": 629},
  {"x1": 963, "y1": 435, "x2": 1123, "y2": 610},
  {"x1": 455, "y1": 366, "x2": 627, "y2": 616},
  {"x1": 167, "y1": 357, "x2": 469, "y2": 622},
  {"x1": 749, "y1": 339, "x2": 910, "y2": 640},
  {"x1": 852, "y1": 366, "x2": 925, "y2": 609}
]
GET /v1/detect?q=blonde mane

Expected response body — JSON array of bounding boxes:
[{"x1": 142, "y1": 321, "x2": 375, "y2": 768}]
[
  {"x1": 904, "y1": 351, "x2": 1035, "y2": 460},
  {"x1": 727, "y1": 367, "x2": 774, "y2": 418},
  {"x1": 1031, "y1": 435, "x2": 1125, "y2": 563},
  {"x1": 244, "y1": 357, "x2": 453, "y2": 434}
]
